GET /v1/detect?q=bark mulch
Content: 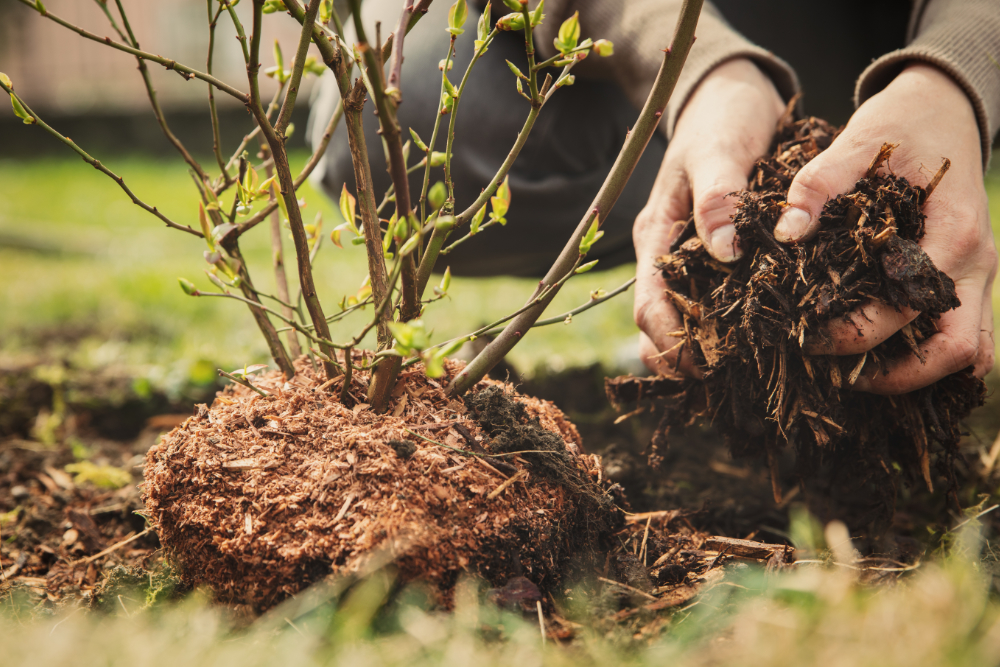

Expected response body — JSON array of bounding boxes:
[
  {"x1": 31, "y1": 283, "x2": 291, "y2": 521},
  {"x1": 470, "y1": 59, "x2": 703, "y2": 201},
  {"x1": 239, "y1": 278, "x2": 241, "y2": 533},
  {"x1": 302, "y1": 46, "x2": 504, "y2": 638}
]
[
  {"x1": 143, "y1": 357, "x2": 627, "y2": 611},
  {"x1": 608, "y1": 110, "x2": 987, "y2": 536}
]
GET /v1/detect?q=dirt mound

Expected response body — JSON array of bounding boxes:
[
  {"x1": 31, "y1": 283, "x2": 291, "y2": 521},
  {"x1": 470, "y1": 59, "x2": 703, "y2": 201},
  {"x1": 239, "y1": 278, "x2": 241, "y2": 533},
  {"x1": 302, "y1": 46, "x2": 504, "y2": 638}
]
[
  {"x1": 143, "y1": 358, "x2": 623, "y2": 610},
  {"x1": 609, "y1": 113, "x2": 986, "y2": 533}
]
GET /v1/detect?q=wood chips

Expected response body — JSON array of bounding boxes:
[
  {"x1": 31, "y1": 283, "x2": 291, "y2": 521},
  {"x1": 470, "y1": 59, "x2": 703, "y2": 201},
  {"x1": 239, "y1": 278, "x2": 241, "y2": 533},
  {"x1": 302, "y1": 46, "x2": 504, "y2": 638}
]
[{"x1": 143, "y1": 357, "x2": 620, "y2": 610}]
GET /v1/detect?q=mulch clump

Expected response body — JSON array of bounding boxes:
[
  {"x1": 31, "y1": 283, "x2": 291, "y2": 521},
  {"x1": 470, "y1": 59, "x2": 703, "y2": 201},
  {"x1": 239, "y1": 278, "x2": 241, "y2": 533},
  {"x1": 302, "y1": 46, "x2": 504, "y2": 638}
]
[
  {"x1": 143, "y1": 358, "x2": 625, "y2": 611},
  {"x1": 609, "y1": 112, "x2": 986, "y2": 532}
]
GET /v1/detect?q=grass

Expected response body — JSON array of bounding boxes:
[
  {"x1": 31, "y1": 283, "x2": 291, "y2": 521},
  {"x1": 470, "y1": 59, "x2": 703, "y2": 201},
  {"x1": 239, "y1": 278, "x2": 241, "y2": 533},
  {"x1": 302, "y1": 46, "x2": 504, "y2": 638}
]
[
  {"x1": 0, "y1": 153, "x2": 640, "y2": 387},
  {"x1": 3, "y1": 523, "x2": 1000, "y2": 667}
]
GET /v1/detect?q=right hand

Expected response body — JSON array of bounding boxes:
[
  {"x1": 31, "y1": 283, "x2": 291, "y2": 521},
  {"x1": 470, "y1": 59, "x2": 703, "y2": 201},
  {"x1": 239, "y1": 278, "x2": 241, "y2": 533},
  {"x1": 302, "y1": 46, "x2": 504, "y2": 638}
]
[{"x1": 634, "y1": 58, "x2": 787, "y2": 375}]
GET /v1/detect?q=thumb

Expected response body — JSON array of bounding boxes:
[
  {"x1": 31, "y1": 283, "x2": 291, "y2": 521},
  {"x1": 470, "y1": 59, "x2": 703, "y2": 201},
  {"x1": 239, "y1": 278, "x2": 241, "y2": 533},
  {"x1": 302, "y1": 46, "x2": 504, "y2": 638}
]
[{"x1": 774, "y1": 145, "x2": 865, "y2": 243}]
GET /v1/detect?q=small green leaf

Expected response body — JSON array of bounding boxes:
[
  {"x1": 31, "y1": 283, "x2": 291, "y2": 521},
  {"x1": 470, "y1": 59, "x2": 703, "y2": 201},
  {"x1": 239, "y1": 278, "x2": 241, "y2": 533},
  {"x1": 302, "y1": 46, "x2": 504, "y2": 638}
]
[
  {"x1": 501, "y1": 0, "x2": 521, "y2": 10},
  {"x1": 399, "y1": 234, "x2": 420, "y2": 256},
  {"x1": 198, "y1": 203, "x2": 214, "y2": 249},
  {"x1": 428, "y1": 181, "x2": 446, "y2": 211},
  {"x1": 439, "y1": 266, "x2": 452, "y2": 293},
  {"x1": 554, "y1": 11, "x2": 580, "y2": 54},
  {"x1": 477, "y1": 1, "x2": 492, "y2": 40},
  {"x1": 339, "y1": 184, "x2": 359, "y2": 234},
  {"x1": 428, "y1": 151, "x2": 449, "y2": 167},
  {"x1": 530, "y1": 0, "x2": 545, "y2": 26},
  {"x1": 273, "y1": 40, "x2": 284, "y2": 74},
  {"x1": 575, "y1": 259, "x2": 599, "y2": 274},
  {"x1": 447, "y1": 0, "x2": 468, "y2": 35},
  {"x1": 402, "y1": 139, "x2": 411, "y2": 165},
  {"x1": 178, "y1": 278, "x2": 198, "y2": 296},
  {"x1": 319, "y1": 0, "x2": 332, "y2": 24},
  {"x1": 506, "y1": 60, "x2": 527, "y2": 79},
  {"x1": 443, "y1": 75, "x2": 458, "y2": 98},
  {"x1": 556, "y1": 74, "x2": 576, "y2": 88},
  {"x1": 10, "y1": 94, "x2": 34, "y2": 125},
  {"x1": 470, "y1": 202, "x2": 486, "y2": 234},
  {"x1": 440, "y1": 91, "x2": 454, "y2": 114},
  {"x1": 496, "y1": 12, "x2": 524, "y2": 31},
  {"x1": 0, "y1": 72, "x2": 11, "y2": 90},
  {"x1": 592, "y1": 38, "x2": 614, "y2": 56},
  {"x1": 261, "y1": 0, "x2": 286, "y2": 13},
  {"x1": 409, "y1": 127, "x2": 429, "y2": 152}
]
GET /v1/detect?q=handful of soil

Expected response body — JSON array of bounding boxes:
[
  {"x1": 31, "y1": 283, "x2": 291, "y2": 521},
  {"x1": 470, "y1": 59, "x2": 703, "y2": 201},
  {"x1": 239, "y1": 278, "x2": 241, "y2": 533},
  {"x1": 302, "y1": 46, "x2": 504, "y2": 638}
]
[{"x1": 609, "y1": 113, "x2": 986, "y2": 529}]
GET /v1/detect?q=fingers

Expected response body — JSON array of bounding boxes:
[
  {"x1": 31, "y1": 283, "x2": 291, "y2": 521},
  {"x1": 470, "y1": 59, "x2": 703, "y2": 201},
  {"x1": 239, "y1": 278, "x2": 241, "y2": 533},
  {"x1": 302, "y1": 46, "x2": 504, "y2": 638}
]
[
  {"x1": 804, "y1": 302, "x2": 918, "y2": 356},
  {"x1": 688, "y1": 160, "x2": 749, "y2": 262},
  {"x1": 774, "y1": 143, "x2": 867, "y2": 244},
  {"x1": 853, "y1": 282, "x2": 987, "y2": 394}
]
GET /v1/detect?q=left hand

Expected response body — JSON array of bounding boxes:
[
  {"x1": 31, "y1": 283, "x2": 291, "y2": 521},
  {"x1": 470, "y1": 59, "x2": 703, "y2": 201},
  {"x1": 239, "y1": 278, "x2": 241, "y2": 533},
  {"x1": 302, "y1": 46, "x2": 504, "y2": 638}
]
[{"x1": 773, "y1": 63, "x2": 997, "y2": 394}]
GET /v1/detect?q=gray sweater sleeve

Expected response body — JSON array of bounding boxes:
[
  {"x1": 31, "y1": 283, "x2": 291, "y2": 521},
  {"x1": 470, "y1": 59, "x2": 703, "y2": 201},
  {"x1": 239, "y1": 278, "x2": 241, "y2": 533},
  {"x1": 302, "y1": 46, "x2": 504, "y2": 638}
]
[
  {"x1": 855, "y1": 0, "x2": 1000, "y2": 168},
  {"x1": 532, "y1": 0, "x2": 799, "y2": 138}
]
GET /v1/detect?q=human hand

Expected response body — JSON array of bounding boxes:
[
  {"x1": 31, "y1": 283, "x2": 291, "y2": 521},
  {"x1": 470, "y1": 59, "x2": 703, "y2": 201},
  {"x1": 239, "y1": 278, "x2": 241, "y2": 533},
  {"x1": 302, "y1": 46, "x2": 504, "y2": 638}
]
[
  {"x1": 634, "y1": 58, "x2": 785, "y2": 375},
  {"x1": 773, "y1": 63, "x2": 997, "y2": 394}
]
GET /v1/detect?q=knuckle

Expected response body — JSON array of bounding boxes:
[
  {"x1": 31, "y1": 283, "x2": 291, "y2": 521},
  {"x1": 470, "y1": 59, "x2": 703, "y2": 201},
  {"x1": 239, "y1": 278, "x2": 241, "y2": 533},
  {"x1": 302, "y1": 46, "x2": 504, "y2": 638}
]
[
  {"x1": 948, "y1": 334, "x2": 980, "y2": 371},
  {"x1": 788, "y1": 164, "x2": 837, "y2": 207},
  {"x1": 692, "y1": 182, "x2": 738, "y2": 230}
]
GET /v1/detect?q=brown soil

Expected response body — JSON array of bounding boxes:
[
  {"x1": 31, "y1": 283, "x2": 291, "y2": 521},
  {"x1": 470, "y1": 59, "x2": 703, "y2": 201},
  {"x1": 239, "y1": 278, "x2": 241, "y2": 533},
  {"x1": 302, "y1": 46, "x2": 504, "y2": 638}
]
[
  {"x1": 142, "y1": 357, "x2": 625, "y2": 611},
  {"x1": 608, "y1": 111, "x2": 987, "y2": 536}
]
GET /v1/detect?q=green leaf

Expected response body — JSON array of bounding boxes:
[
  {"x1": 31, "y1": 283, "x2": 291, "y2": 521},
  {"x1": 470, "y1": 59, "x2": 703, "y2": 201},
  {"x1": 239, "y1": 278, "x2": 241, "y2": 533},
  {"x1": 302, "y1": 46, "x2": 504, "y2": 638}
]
[
  {"x1": 447, "y1": 0, "x2": 468, "y2": 35},
  {"x1": 423, "y1": 351, "x2": 445, "y2": 378},
  {"x1": 402, "y1": 139, "x2": 411, "y2": 165},
  {"x1": 409, "y1": 127, "x2": 429, "y2": 152},
  {"x1": 501, "y1": 0, "x2": 521, "y2": 10},
  {"x1": 198, "y1": 203, "x2": 214, "y2": 249},
  {"x1": 579, "y1": 214, "x2": 603, "y2": 254},
  {"x1": 555, "y1": 74, "x2": 576, "y2": 88},
  {"x1": 438, "y1": 336, "x2": 466, "y2": 358},
  {"x1": 319, "y1": 0, "x2": 332, "y2": 24},
  {"x1": 399, "y1": 234, "x2": 420, "y2": 256},
  {"x1": 574, "y1": 259, "x2": 599, "y2": 274},
  {"x1": 273, "y1": 39, "x2": 284, "y2": 74},
  {"x1": 439, "y1": 266, "x2": 452, "y2": 293},
  {"x1": 477, "y1": 1, "x2": 492, "y2": 40},
  {"x1": 178, "y1": 278, "x2": 198, "y2": 296},
  {"x1": 470, "y1": 202, "x2": 487, "y2": 234},
  {"x1": 428, "y1": 151, "x2": 449, "y2": 167},
  {"x1": 554, "y1": 11, "x2": 580, "y2": 54},
  {"x1": 443, "y1": 75, "x2": 458, "y2": 98},
  {"x1": 0, "y1": 72, "x2": 11, "y2": 90},
  {"x1": 440, "y1": 91, "x2": 454, "y2": 114},
  {"x1": 506, "y1": 60, "x2": 527, "y2": 79},
  {"x1": 65, "y1": 462, "x2": 130, "y2": 490},
  {"x1": 10, "y1": 94, "x2": 34, "y2": 125},
  {"x1": 530, "y1": 0, "x2": 545, "y2": 26},
  {"x1": 429, "y1": 181, "x2": 446, "y2": 211},
  {"x1": 496, "y1": 12, "x2": 524, "y2": 31},
  {"x1": 592, "y1": 38, "x2": 614, "y2": 56},
  {"x1": 262, "y1": 0, "x2": 286, "y2": 13},
  {"x1": 339, "y1": 184, "x2": 359, "y2": 234}
]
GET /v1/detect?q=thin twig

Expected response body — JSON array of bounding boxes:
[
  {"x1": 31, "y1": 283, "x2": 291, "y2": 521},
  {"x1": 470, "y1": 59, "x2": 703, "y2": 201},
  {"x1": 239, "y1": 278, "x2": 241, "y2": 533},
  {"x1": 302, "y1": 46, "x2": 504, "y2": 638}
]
[
  {"x1": 449, "y1": 0, "x2": 705, "y2": 396},
  {"x1": 0, "y1": 81, "x2": 201, "y2": 237},
  {"x1": 70, "y1": 528, "x2": 153, "y2": 566}
]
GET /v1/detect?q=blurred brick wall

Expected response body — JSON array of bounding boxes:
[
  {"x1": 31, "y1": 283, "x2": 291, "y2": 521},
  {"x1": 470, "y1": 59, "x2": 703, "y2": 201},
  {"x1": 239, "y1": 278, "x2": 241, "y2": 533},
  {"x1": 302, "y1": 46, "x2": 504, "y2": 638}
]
[{"x1": 0, "y1": 0, "x2": 319, "y2": 113}]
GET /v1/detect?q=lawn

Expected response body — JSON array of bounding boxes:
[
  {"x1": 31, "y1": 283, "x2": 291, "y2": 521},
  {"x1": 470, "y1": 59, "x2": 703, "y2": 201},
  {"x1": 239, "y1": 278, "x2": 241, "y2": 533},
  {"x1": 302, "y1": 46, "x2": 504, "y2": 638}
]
[{"x1": 0, "y1": 152, "x2": 641, "y2": 388}]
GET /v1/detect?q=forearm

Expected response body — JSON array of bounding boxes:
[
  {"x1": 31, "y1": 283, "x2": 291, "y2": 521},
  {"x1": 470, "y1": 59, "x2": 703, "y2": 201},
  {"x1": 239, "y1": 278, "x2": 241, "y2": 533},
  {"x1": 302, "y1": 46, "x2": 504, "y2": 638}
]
[{"x1": 855, "y1": 0, "x2": 1000, "y2": 167}]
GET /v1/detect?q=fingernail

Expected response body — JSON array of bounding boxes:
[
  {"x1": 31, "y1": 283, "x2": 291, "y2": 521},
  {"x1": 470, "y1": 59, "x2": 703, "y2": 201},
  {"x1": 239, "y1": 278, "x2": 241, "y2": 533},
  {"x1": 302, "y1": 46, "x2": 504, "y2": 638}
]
[
  {"x1": 851, "y1": 375, "x2": 871, "y2": 392},
  {"x1": 708, "y1": 225, "x2": 742, "y2": 262},
  {"x1": 773, "y1": 207, "x2": 812, "y2": 243}
]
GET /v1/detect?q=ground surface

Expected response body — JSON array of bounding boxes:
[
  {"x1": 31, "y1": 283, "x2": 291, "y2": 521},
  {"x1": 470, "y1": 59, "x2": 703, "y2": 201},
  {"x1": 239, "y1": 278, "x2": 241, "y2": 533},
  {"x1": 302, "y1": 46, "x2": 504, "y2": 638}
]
[{"x1": 1, "y1": 154, "x2": 1000, "y2": 663}]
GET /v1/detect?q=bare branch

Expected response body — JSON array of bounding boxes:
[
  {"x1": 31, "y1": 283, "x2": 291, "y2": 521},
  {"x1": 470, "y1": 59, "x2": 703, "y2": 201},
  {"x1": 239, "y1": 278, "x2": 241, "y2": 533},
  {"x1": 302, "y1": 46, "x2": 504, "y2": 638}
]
[{"x1": 448, "y1": 0, "x2": 705, "y2": 396}]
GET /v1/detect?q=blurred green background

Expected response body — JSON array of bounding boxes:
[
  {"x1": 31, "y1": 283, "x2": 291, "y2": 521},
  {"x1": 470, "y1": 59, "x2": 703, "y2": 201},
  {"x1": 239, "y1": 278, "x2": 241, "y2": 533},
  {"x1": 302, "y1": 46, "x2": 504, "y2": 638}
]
[{"x1": 0, "y1": 152, "x2": 642, "y2": 384}]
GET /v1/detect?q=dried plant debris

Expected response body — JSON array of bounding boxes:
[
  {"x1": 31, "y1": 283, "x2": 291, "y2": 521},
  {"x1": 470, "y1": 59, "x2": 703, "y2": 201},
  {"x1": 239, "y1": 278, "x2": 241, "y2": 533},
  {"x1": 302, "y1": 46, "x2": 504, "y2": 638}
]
[
  {"x1": 608, "y1": 115, "x2": 986, "y2": 530},
  {"x1": 143, "y1": 357, "x2": 624, "y2": 611}
]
